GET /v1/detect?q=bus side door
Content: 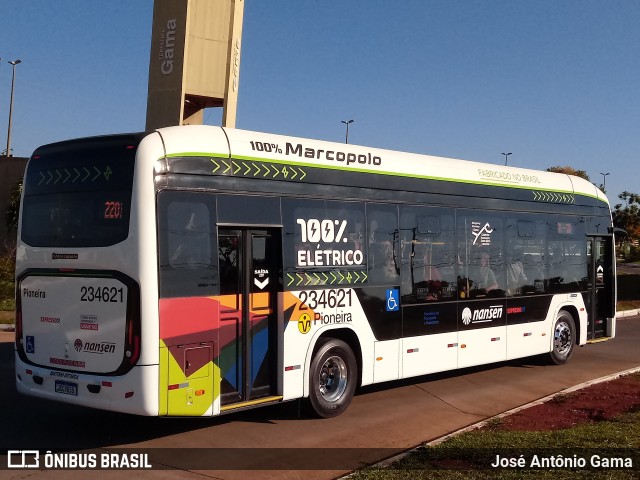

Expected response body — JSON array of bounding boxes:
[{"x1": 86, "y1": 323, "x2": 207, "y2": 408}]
[
  {"x1": 586, "y1": 235, "x2": 615, "y2": 339},
  {"x1": 218, "y1": 228, "x2": 282, "y2": 408}
]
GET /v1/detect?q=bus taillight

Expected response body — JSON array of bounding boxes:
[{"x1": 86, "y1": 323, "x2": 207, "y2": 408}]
[
  {"x1": 125, "y1": 314, "x2": 141, "y2": 368},
  {"x1": 15, "y1": 310, "x2": 22, "y2": 347}
]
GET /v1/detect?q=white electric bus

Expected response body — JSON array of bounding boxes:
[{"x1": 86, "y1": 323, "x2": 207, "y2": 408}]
[{"x1": 15, "y1": 125, "x2": 617, "y2": 417}]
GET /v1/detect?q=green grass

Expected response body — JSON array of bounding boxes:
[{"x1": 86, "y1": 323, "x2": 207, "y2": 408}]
[
  {"x1": 0, "y1": 311, "x2": 14, "y2": 323},
  {"x1": 350, "y1": 410, "x2": 640, "y2": 479},
  {"x1": 618, "y1": 300, "x2": 640, "y2": 311},
  {"x1": 0, "y1": 253, "x2": 15, "y2": 314}
]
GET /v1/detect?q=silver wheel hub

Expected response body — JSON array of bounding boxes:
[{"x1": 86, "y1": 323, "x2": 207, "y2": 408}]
[
  {"x1": 318, "y1": 355, "x2": 348, "y2": 402},
  {"x1": 554, "y1": 320, "x2": 572, "y2": 356}
]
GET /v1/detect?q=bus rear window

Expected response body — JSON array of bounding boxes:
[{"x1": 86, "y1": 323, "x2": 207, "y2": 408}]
[{"x1": 20, "y1": 134, "x2": 141, "y2": 248}]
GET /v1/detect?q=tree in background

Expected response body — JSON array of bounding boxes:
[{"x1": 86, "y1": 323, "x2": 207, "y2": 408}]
[
  {"x1": 613, "y1": 192, "x2": 640, "y2": 261},
  {"x1": 546, "y1": 165, "x2": 591, "y2": 181},
  {"x1": 1, "y1": 177, "x2": 21, "y2": 311},
  {"x1": 5, "y1": 176, "x2": 22, "y2": 233},
  {"x1": 545, "y1": 167, "x2": 639, "y2": 260}
]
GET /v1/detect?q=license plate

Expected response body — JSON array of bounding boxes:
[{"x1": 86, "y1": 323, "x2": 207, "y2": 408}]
[{"x1": 55, "y1": 380, "x2": 78, "y2": 396}]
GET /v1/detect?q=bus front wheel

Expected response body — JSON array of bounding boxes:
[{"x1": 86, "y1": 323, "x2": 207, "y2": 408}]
[
  {"x1": 549, "y1": 310, "x2": 576, "y2": 365},
  {"x1": 307, "y1": 338, "x2": 357, "y2": 418}
]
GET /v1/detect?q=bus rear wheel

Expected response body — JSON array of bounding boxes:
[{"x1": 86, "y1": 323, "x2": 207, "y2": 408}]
[
  {"x1": 549, "y1": 310, "x2": 576, "y2": 365},
  {"x1": 308, "y1": 338, "x2": 357, "y2": 418}
]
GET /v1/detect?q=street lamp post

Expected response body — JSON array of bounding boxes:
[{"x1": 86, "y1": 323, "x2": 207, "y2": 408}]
[
  {"x1": 6, "y1": 59, "x2": 22, "y2": 158},
  {"x1": 501, "y1": 152, "x2": 512, "y2": 166},
  {"x1": 600, "y1": 172, "x2": 610, "y2": 191},
  {"x1": 341, "y1": 119, "x2": 354, "y2": 144}
]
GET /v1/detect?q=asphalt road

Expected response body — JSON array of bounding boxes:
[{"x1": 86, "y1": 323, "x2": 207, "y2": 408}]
[{"x1": 1, "y1": 316, "x2": 639, "y2": 480}]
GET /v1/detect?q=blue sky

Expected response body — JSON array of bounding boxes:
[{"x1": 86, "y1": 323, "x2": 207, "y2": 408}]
[{"x1": 1, "y1": 1, "x2": 638, "y2": 202}]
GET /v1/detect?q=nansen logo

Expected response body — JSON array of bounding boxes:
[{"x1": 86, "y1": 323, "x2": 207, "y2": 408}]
[
  {"x1": 461, "y1": 305, "x2": 503, "y2": 325},
  {"x1": 74, "y1": 339, "x2": 116, "y2": 354},
  {"x1": 83, "y1": 342, "x2": 116, "y2": 354}
]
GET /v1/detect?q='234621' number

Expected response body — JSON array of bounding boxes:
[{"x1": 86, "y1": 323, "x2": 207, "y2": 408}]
[
  {"x1": 80, "y1": 286, "x2": 124, "y2": 303},
  {"x1": 298, "y1": 289, "x2": 352, "y2": 310}
]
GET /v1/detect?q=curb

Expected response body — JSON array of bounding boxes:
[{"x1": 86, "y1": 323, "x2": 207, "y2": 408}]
[
  {"x1": 369, "y1": 365, "x2": 640, "y2": 470},
  {"x1": 425, "y1": 365, "x2": 640, "y2": 447},
  {"x1": 617, "y1": 308, "x2": 640, "y2": 318}
]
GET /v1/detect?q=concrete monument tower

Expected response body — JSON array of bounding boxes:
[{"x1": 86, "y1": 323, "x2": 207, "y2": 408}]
[{"x1": 145, "y1": 0, "x2": 245, "y2": 130}]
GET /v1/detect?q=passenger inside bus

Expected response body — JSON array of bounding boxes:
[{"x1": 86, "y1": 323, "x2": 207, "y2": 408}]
[
  {"x1": 522, "y1": 253, "x2": 546, "y2": 292},
  {"x1": 507, "y1": 251, "x2": 528, "y2": 295},
  {"x1": 367, "y1": 218, "x2": 399, "y2": 282},
  {"x1": 472, "y1": 250, "x2": 499, "y2": 294},
  {"x1": 416, "y1": 248, "x2": 442, "y2": 300}
]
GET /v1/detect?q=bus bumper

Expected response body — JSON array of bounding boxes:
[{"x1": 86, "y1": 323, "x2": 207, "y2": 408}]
[{"x1": 15, "y1": 355, "x2": 159, "y2": 416}]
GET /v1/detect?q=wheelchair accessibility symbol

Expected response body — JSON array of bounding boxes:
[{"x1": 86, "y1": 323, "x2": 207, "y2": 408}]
[
  {"x1": 386, "y1": 289, "x2": 399, "y2": 312},
  {"x1": 26, "y1": 336, "x2": 35, "y2": 354}
]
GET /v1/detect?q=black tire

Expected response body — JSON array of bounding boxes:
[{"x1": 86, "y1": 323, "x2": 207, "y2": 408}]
[
  {"x1": 307, "y1": 338, "x2": 357, "y2": 418},
  {"x1": 549, "y1": 310, "x2": 576, "y2": 365}
]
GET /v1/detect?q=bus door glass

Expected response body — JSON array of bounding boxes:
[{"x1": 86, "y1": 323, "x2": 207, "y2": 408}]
[
  {"x1": 586, "y1": 236, "x2": 615, "y2": 339},
  {"x1": 218, "y1": 228, "x2": 281, "y2": 406}
]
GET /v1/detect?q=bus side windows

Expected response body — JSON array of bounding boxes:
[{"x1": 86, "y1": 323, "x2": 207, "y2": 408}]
[
  {"x1": 522, "y1": 253, "x2": 546, "y2": 293},
  {"x1": 168, "y1": 206, "x2": 211, "y2": 268},
  {"x1": 218, "y1": 233, "x2": 240, "y2": 296},
  {"x1": 158, "y1": 191, "x2": 217, "y2": 298},
  {"x1": 282, "y1": 199, "x2": 366, "y2": 288},
  {"x1": 457, "y1": 213, "x2": 505, "y2": 299},
  {"x1": 367, "y1": 205, "x2": 399, "y2": 284},
  {"x1": 546, "y1": 218, "x2": 587, "y2": 293},
  {"x1": 400, "y1": 207, "x2": 456, "y2": 303}
]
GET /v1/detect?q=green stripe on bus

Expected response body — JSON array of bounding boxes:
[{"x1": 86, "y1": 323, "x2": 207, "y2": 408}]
[{"x1": 164, "y1": 151, "x2": 605, "y2": 203}]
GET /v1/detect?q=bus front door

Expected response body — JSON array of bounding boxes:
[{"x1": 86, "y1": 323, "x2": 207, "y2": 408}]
[
  {"x1": 586, "y1": 235, "x2": 615, "y2": 340},
  {"x1": 217, "y1": 228, "x2": 282, "y2": 410}
]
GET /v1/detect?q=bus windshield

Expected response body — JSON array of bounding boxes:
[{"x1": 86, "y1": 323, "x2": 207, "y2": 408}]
[{"x1": 20, "y1": 134, "x2": 142, "y2": 248}]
